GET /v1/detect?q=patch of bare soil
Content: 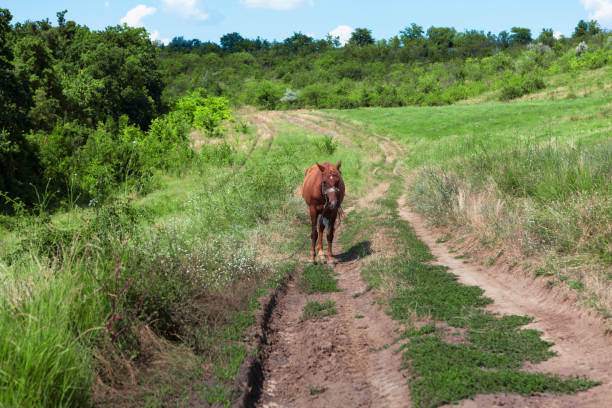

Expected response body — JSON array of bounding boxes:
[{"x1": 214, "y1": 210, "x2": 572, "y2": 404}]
[{"x1": 397, "y1": 196, "x2": 612, "y2": 408}]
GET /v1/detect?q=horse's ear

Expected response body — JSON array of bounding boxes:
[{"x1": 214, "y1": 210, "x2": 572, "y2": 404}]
[
  {"x1": 336, "y1": 160, "x2": 342, "y2": 170},
  {"x1": 317, "y1": 162, "x2": 326, "y2": 173}
]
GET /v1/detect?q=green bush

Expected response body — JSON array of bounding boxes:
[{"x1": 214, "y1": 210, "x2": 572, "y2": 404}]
[{"x1": 499, "y1": 73, "x2": 545, "y2": 100}]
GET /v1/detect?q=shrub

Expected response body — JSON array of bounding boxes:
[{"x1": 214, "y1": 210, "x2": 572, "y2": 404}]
[
  {"x1": 280, "y1": 88, "x2": 299, "y2": 104},
  {"x1": 575, "y1": 41, "x2": 588, "y2": 56},
  {"x1": 176, "y1": 90, "x2": 233, "y2": 135},
  {"x1": 313, "y1": 135, "x2": 339, "y2": 154},
  {"x1": 499, "y1": 73, "x2": 545, "y2": 100}
]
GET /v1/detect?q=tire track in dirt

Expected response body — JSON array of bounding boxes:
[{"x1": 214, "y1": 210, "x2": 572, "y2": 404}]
[
  {"x1": 256, "y1": 165, "x2": 411, "y2": 408},
  {"x1": 254, "y1": 110, "x2": 411, "y2": 407},
  {"x1": 258, "y1": 239, "x2": 410, "y2": 408},
  {"x1": 250, "y1": 109, "x2": 611, "y2": 407},
  {"x1": 397, "y1": 196, "x2": 612, "y2": 408}
]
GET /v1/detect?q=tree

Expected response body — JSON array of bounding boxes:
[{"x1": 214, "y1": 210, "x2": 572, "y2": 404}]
[
  {"x1": 573, "y1": 19, "x2": 601, "y2": 39},
  {"x1": 455, "y1": 30, "x2": 494, "y2": 58},
  {"x1": 497, "y1": 30, "x2": 510, "y2": 49},
  {"x1": 282, "y1": 32, "x2": 315, "y2": 55},
  {"x1": 573, "y1": 20, "x2": 588, "y2": 39},
  {"x1": 426, "y1": 26, "x2": 456, "y2": 60},
  {"x1": 0, "y1": 8, "x2": 41, "y2": 212},
  {"x1": 537, "y1": 28, "x2": 555, "y2": 47},
  {"x1": 348, "y1": 28, "x2": 374, "y2": 47},
  {"x1": 400, "y1": 23, "x2": 424, "y2": 43},
  {"x1": 509, "y1": 27, "x2": 532, "y2": 46},
  {"x1": 64, "y1": 25, "x2": 163, "y2": 129},
  {"x1": 220, "y1": 32, "x2": 245, "y2": 53}
]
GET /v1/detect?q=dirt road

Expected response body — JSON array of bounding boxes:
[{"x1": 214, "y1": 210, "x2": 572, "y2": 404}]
[{"x1": 248, "y1": 111, "x2": 611, "y2": 408}]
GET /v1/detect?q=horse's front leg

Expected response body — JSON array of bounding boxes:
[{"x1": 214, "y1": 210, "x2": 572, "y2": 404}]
[
  {"x1": 317, "y1": 214, "x2": 326, "y2": 263},
  {"x1": 326, "y1": 212, "x2": 338, "y2": 265},
  {"x1": 309, "y1": 206, "x2": 318, "y2": 263}
]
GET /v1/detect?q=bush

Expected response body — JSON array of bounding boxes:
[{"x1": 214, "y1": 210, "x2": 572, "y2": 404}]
[
  {"x1": 499, "y1": 73, "x2": 545, "y2": 100},
  {"x1": 313, "y1": 135, "x2": 338, "y2": 154},
  {"x1": 176, "y1": 90, "x2": 233, "y2": 135}
]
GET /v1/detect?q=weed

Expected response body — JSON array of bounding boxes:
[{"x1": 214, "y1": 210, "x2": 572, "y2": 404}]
[
  {"x1": 309, "y1": 386, "x2": 328, "y2": 395},
  {"x1": 302, "y1": 301, "x2": 338, "y2": 321},
  {"x1": 299, "y1": 264, "x2": 341, "y2": 294},
  {"x1": 436, "y1": 234, "x2": 451, "y2": 243},
  {"x1": 355, "y1": 314, "x2": 365, "y2": 319}
]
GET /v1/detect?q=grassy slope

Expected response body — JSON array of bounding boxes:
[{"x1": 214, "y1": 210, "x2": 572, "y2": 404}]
[
  {"x1": 332, "y1": 92, "x2": 612, "y2": 167},
  {"x1": 331, "y1": 69, "x2": 612, "y2": 314}
]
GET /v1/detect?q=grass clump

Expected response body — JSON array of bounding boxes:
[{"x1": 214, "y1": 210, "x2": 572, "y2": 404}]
[
  {"x1": 299, "y1": 264, "x2": 341, "y2": 294},
  {"x1": 309, "y1": 386, "x2": 327, "y2": 395},
  {"x1": 302, "y1": 300, "x2": 338, "y2": 321}
]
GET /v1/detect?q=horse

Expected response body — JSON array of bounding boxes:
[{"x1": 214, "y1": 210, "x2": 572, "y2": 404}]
[{"x1": 301, "y1": 161, "x2": 345, "y2": 264}]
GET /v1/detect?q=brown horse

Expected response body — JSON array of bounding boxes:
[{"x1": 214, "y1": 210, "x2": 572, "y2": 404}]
[{"x1": 302, "y1": 161, "x2": 345, "y2": 264}]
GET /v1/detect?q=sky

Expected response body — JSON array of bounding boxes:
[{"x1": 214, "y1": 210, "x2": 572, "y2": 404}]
[{"x1": 4, "y1": 1, "x2": 612, "y2": 45}]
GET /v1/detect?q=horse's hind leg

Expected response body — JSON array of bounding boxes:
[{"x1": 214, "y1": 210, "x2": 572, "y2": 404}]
[
  {"x1": 317, "y1": 216, "x2": 326, "y2": 263},
  {"x1": 309, "y1": 207, "x2": 318, "y2": 263}
]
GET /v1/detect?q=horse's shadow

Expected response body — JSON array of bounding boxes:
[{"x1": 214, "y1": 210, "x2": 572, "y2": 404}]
[{"x1": 334, "y1": 240, "x2": 373, "y2": 263}]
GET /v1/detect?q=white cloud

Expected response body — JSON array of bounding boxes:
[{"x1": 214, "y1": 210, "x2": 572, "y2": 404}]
[
  {"x1": 554, "y1": 31, "x2": 563, "y2": 39},
  {"x1": 104, "y1": 1, "x2": 110, "y2": 8},
  {"x1": 240, "y1": 0, "x2": 314, "y2": 11},
  {"x1": 329, "y1": 25, "x2": 353, "y2": 45},
  {"x1": 162, "y1": 0, "x2": 209, "y2": 20},
  {"x1": 120, "y1": 5, "x2": 156, "y2": 27},
  {"x1": 580, "y1": 0, "x2": 612, "y2": 25},
  {"x1": 150, "y1": 30, "x2": 170, "y2": 45}
]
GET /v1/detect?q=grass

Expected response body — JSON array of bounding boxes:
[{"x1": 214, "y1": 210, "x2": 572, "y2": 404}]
[
  {"x1": 299, "y1": 264, "x2": 341, "y2": 294},
  {"x1": 0, "y1": 117, "x2": 370, "y2": 407},
  {"x1": 332, "y1": 94, "x2": 612, "y2": 168},
  {"x1": 341, "y1": 196, "x2": 600, "y2": 408},
  {"x1": 332, "y1": 92, "x2": 612, "y2": 312},
  {"x1": 302, "y1": 300, "x2": 338, "y2": 321},
  {"x1": 309, "y1": 386, "x2": 327, "y2": 395}
]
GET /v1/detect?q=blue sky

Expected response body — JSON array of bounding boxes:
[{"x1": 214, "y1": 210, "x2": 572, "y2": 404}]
[{"x1": 4, "y1": 1, "x2": 611, "y2": 45}]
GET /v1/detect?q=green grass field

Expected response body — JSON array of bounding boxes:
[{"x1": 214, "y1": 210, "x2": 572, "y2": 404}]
[{"x1": 332, "y1": 90, "x2": 612, "y2": 313}]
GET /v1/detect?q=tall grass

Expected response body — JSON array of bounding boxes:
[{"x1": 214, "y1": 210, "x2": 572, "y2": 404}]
[
  {"x1": 411, "y1": 141, "x2": 611, "y2": 259},
  {"x1": 0, "y1": 121, "x2": 366, "y2": 406}
]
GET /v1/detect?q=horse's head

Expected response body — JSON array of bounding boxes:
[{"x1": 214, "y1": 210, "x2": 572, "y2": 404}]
[{"x1": 317, "y1": 161, "x2": 342, "y2": 210}]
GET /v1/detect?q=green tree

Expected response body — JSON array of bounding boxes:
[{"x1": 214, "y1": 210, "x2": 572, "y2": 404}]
[
  {"x1": 220, "y1": 32, "x2": 246, "y2": 53},
  {"x1": 509, "y1": 27, "x2": 532, "y2": 45},
  {"x1": 0, "y1": 8, "x2": 41, "y2": 212},
  {"x1": 348, "y1": 28, "x2": 374, "y2": 47},
  {"x1": 400, "y1": 23, "x2": 424, "y2": 42},
  {"x1": 426, "y1": 26, "x2": 457, "y2": 60},
  {"x1": 537, "y1": 28, "x2": 555, "y2": 47},
  {"x1": 64, "y1": 25, "x2": 163, "y2": 129}
]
